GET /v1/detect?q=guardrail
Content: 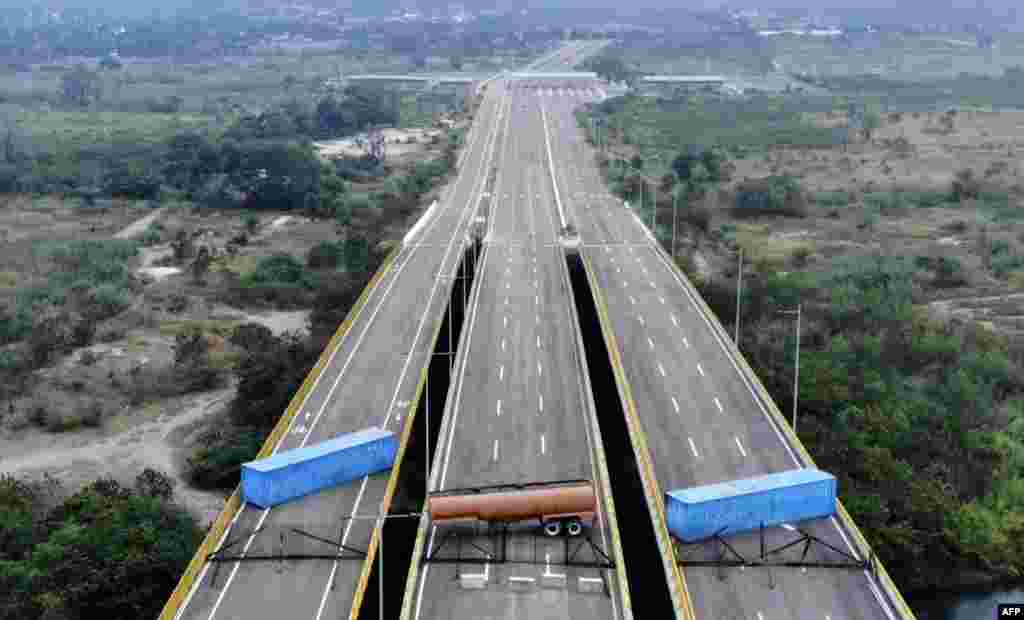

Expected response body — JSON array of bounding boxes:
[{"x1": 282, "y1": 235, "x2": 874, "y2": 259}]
[
  {"x1": 643, "y1": 230, "x2": 918, "y2": 620},
  {"x1": 581, "y1": 253, "x2": 695, "y2": 620},
  {"x1": 559, "y1": 245, "x2": 633, "y2": 618},
  {"x1": 158, "y1": 243, "x2": 402, "y2": 620}
]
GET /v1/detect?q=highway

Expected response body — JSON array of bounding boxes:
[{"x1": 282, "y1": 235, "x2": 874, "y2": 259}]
[
  {"x1": 172, "y1": 79, "x2": 511, "y2": 620},
  {"x1": 540, "y1": 87, "x2": 907, "y2": 620},
  {"x1": 402, "y1": 78, "x2": 626, "y2": 620}
]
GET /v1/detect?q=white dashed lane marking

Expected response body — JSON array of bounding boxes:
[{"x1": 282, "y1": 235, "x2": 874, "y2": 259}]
[
  {"x1": 735, "y1": 436, "x2": 747, "y2": 457},
  {"x1": 496, "y1": 400, "x2": 502, "y2": 417},
  {"x1": 714, "y1": 397, "x2": 723, "y2": 412},
  {"x1": 499, "y1": 365, "x2": 504, "y2": 381},
  {"x1": 697, "y1": 363, "x2": 704, "y2": 376},
  {"x1": 648, "y1": 337, "x2": 655, "y2": 349},
  {"x1": 493, "y1": 439, "x2": 499, "y2": 461},
  {"x1": 671, "y1": 314, "x2": 678, "y2": 327},
  {"x1": 539, "y1": 394, "x2": 544, "y2": 412},
  {"x1": 688, "y1": 437, "x2": 700, "y2": 459},
  {"x1": 672, "y1": 397, "x2": 680, "y2": 413},
  {"x1": 658, "y1": 363, "x2": 666, "y2": 377}
]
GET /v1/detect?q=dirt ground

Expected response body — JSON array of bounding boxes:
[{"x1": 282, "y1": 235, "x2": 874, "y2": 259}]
[
  {"x1": 685, "y1": 108, "x2": 1024, "y2": 336},
  {"x1": 315, "y1": 126, "x2": 446, "y2": 161},
  {"x1": 0, "y1": 387, "x2": 233, "y2": 527},
  {"x1": 0, "y1": 200, "x2": 339, "y2": 523}
]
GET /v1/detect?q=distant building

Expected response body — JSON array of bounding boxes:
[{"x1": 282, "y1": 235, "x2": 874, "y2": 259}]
[{"x1": 637, "y1": 75, "x2": 727, "y2": 97}]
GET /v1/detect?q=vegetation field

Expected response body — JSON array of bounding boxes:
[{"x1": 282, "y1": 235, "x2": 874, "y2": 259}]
[{"x1": 580, "y1": 91, "x2": 1024, "y2": 596}]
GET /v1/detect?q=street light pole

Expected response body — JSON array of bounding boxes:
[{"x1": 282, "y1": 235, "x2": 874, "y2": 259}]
[
  {"x1": 671, "y1": 188, "x2": 678, "y2": 259},
  {"x1": 792, "y1": 303, "x2": 801, "y2": 433},
  {"x1": 734, "y1": 247, "x2": 743, "y2": 347},
  {"x1": 778, "y1": 303, "x2": 802, "y2": 433}
]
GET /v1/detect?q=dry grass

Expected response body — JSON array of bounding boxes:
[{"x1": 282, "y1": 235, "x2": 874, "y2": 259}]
[
  {"x1": 0, "y1": 271, "x2": 16, "y2": 288},
  {"x1": 125, "y1": 335, "x2": 149, "y2": 352},
  {"x1": 211, "y1": 254, "x2": 259, "y2": 278},
  {"x1": 208, "y1": 350, "x2": 242, "y2": 371},
  {"x1": 1008, "y1": 271, "x2": 1024, "y2": 290},
  {"x1": 734, "y1": 224, "x2": 816, "y2": 270},
  {"x1": 158, "y1": 319, "x2": 241, "y2": 339}
]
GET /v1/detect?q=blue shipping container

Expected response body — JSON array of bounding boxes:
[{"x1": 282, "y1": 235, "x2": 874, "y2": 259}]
[
  {"x1": 241, "y1": 427, "x2": 398, "y2": 508},
  {"x1": 665, "y1": 468, "x2": 836, "y2": 542}
]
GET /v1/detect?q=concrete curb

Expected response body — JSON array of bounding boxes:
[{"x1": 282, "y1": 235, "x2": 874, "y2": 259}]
[
  {"x1": 646, "y1": 238, "x2": 918, "y2": 620},
  {"x1": 581, "y1": 252, "x2": 695, "y2": 620},
  {"x1": 158, "y1": 243, "x2": 402, "y2": 620}
]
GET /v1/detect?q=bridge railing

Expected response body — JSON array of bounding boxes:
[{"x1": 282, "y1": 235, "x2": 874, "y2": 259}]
[{"x1": 158, "y1": 243, "x2": 403, "y2": 620}]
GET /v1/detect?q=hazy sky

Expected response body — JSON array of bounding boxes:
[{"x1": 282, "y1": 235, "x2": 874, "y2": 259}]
[{"x1": 1, "y1": 0, "x2": 1019, "y2": 27}]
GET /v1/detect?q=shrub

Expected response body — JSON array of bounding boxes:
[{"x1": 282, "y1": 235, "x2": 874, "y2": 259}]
[
  {"x1": 815, "y1": 191, "x2": 851, "y2": 207},
  {"x1": 242, "y1": 254, "x2": 315, "y2": 289},
  {"x1": 187, "y1": 428, "x2": 264, "y2": 489},
  {"x1": 242, "y1": 213, "x2": 260, "y2": 234},
  {"x1": 953, "y1": 168, "x2": 981, "y2": 202},
  {"x1": 734, "y1": 175, "x2": 807, "y2": 218},
  {"x1": 134, "y1": 467, "x2": 174, "y2": 500},
  {"x1": 306, "y1": 241, "x2": 344, "y2": 269}
]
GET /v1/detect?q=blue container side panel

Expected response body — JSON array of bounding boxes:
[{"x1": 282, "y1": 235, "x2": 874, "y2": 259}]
[
  {"x1": 243, "y1": 427, "x2": 395, "y2": 472},
  {"x1": 665, "y1": 469, "x2": 837, "y2": 542},
  {"x1": 670, "y1": 468, "x2": 835, "y2": 505},
  {"x1": 242, "y1": 433, "x2": 399, "y2": 508}
]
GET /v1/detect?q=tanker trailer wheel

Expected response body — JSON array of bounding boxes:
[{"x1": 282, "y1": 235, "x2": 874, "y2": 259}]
[
  {"x1": 543, "y1": 520, "x2": 562, "y2": 537},
  {"x1": 565, "y1": 518, "x2": 583, "y2": 537}
]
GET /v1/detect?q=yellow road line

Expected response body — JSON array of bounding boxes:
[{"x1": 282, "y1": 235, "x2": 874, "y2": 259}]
[
  {"x1": 652, "y1": 245, "x2": 917, "y2": 620},
  {"x1": 583, "y1": 254, "x2": 695, "y2": 620},
  {"x1": 159, "y1": 245, "x2": 402, "y2": 620}
]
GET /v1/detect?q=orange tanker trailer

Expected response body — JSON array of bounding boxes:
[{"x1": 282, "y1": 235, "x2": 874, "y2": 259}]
[{"x1": 427, "y1": 479, "x2": 597, "y2": 537}]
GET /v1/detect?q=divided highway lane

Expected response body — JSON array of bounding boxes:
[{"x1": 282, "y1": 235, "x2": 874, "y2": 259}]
[
  {"x1": 408, "y1": 88, "x2": 620, "y2": 620},
  {"x1": 175, "y1": 81, "x2": 511, "y2": 620},
  {"x1": 544, "y1": 94, "x2": 902, "y2": 620}
]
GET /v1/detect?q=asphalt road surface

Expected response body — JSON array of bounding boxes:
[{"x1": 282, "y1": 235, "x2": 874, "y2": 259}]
[
  {"x1": 407, "y1": 84, "x2": 623, "y2": 620},
  {"x1": 175, "y1": 80, "x2": 510, "y2": 620},
  {"x1": 539, "y1": 88, "x2": 903, "y2": 620}
]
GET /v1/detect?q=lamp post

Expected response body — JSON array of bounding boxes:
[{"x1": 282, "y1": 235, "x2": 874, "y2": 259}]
[
  {"x1": 778, "y1": 304, "x2": 802, "y2": 433},
  {"x1": 734, "y1": 247, "x2": 743, "y2": 347},
  {"x1": 671, "y1": 188, "x2": 678, "y2": 259}
]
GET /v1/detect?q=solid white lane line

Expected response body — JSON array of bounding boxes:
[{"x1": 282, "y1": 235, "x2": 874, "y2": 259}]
[
  {"x1": 493, "y1": 439, "x2": 499, "y2": 461},
  {"x1": 658, "y1": 363, "x2": 666, "y2": 377},
  {"x1": 541, "y1": 434, "x2": 546, "y2": 454},
  {"x1": 697, "y1": 363, "x2": 704, "y2": 376},
  {"x1": 497, "y1": 400, "x2": 502, "y2": 417},
  {"x1": 714, "y1": 397, "x2": 723, "y2": 412},
  {"x1": 671, "y1": 397, "x2": 680, "y2": 413},
  {"x1": 671, "y1": 314, "x2": 678, "y2": 327},
  {"x1": 499, "y1": 365, "x2": 504, "y2": 381},
  {"x1": 648, "y1": 337, "x2": 655, "y2": 349},
  {"x1": 735, "y1": 436, "x2": 748, "y2": 457},
  {"x1": 688, "y1": 437, "x2": 700, "y2": 458}
]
